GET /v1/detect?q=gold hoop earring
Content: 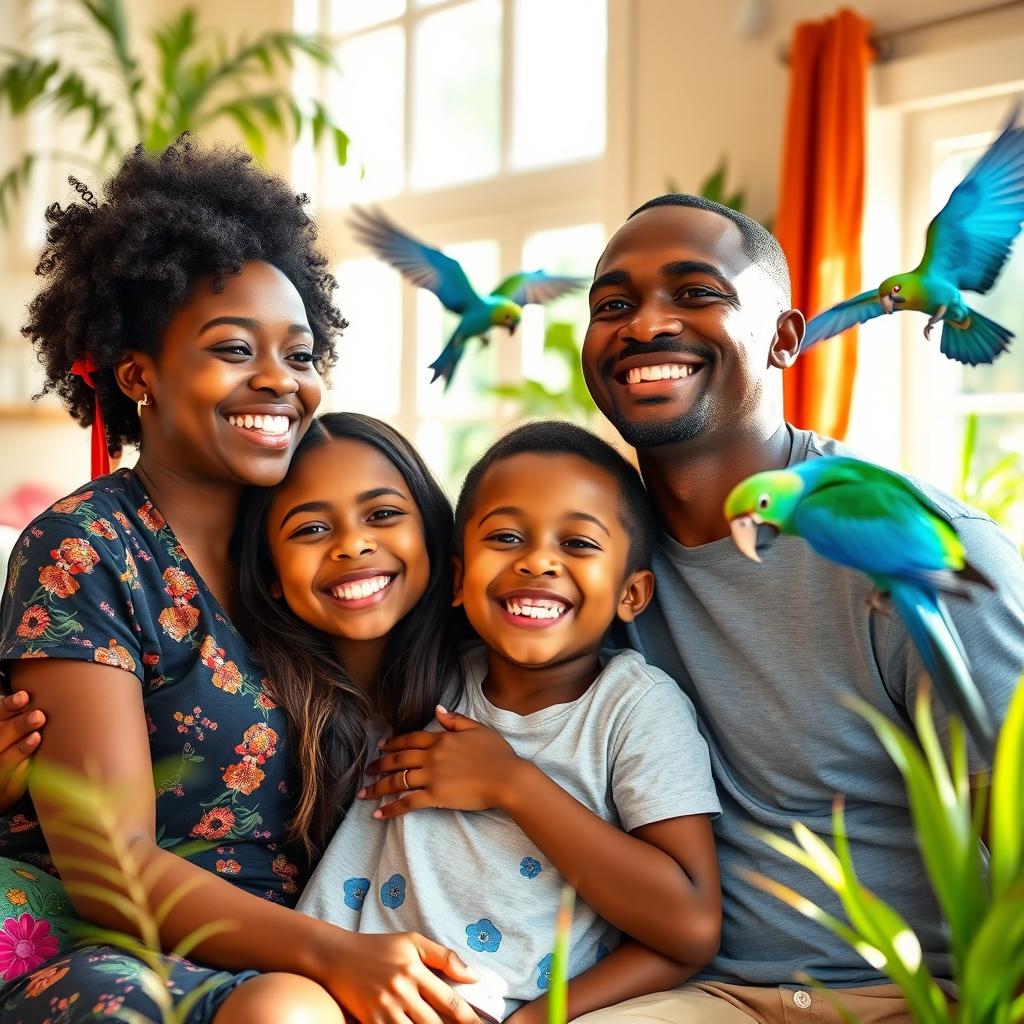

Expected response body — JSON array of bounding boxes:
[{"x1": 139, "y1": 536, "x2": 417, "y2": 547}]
[{"x1": 137, "y1": 393, "x2": 150, "y2": 417}]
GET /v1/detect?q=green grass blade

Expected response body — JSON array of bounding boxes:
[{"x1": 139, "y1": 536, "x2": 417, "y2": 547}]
[
  {"x1": 547, "y1": 886, "x2": 573, "y2": 1024},
  {"x1": 959, "y1": 888, "x2": 1024, "y2": 1021},
  {"x1": 843, "y1": 695, "x2": 971, "y2": 947},
  {"x1": 990, "y1": 675, "x2": 1024, "y2": 899}
]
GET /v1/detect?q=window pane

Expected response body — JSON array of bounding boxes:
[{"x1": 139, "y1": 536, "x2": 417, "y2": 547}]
[
  {"x1": 324, "y1": 258, "x2": 403, "y2": 417},
  {"x1": 932, "y1": 144, "x2": 1024, "y2": 397},
  {"x1": 416, "y1": 239, "x2": 499, "y2": 417},
  {"x1": 512, "y1": 0, "x2": 606, "y2": 168},
  {"x1": 412, "y1": 0, "x2": 501, "y2": 188},
  {"x1": 416, "y1": 418, "x2": 495, "y2": 497},
  {"x1": 331, "y1": 0, "x2": 405, "y2": 33},
  {"x1": 519, "y1": 223, "x2": 603, "y2": 388},
  {"x1": 326, "y1": 27, "x2": 405, "y2": 202},
  {"x1": 957, "y1": 411, "x2": 1024, "y2": 545}
]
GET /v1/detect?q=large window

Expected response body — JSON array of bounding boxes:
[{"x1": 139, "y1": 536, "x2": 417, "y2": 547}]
[
  {"x1": 293, "y1": 0, "x2": 608, "y2": 492},
  {"x1": 902, "y1": 97, "x2": 1024, "y2": 541},
  {"x1": 853, "y1": 81, "x2": 1024, "y2": 547}
]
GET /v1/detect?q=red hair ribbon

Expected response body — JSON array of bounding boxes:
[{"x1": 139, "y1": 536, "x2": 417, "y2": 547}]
[{"x1": 70, "y1": 355, "x2": 111, "y2": 479}]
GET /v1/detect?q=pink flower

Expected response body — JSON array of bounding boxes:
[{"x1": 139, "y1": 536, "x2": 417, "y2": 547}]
[{"x1": 0, "y1": 913, "x2": 60, "y2": 981}]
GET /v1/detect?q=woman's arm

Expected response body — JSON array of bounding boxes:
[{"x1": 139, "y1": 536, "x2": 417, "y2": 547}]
[
  {"x1": 364, "y1": 710, "x2": 721, "y2": 966},
  {"x1": 0, "y1": 690, "x2": 44, "y2": 810},
  {"x1": 505, "y1": 941, "x2": 694, "y2": 1024},
  {"x1": 12, "y1": 659, "x2": 480, "y2": 1024}
]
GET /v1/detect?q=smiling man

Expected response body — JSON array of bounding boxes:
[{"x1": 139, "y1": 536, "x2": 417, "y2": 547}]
[{"x1": 578, "y1": 195, "x2": 1024, "y2": 1024}]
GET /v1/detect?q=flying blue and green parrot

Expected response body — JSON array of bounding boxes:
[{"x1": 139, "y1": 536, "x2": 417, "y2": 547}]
[
  {"x1": 350, "y1": 207, "x2": 586, "y2": 389},
  {"x1": 801, "y1": 103, "x2": 1024, "y2": 365},
  {"x1": 724, "y1": 456, "x2": 998, "y2": 758}
]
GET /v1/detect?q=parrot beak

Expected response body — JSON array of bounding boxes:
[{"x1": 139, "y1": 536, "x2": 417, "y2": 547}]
[
  {"x1": 730, "y1": 515, "x2": 762, "y2": 562},
  {"x1": 729, "y1": 515, "x2": 780, "y2": 563},
  {"x1": 508, "y1": 322, "x2": 518, "y2": 335},
  {"x1": 880, "y1": 293, "x2": 894, "y2": 314}
]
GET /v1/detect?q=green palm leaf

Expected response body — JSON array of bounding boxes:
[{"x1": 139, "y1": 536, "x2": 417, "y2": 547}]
[
  {"x1": 0, "y1": 1, "x2": 350, "y2": 230},
  {"x1": 749, "y1": 678, "x2": 1024, "y2": 1024}
]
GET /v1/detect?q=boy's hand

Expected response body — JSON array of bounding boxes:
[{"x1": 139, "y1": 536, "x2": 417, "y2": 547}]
[
  {"x1": 360, "y1": 706, "x2": 526, "y2": 817},
  {"x1": 501, "y1": 1000, "x2": 545, "y2": 1024}
]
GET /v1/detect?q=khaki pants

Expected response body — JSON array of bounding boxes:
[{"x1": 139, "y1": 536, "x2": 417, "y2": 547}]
[{"x1": 574, "y1": 982, "x2": 925, "y2": 1024}]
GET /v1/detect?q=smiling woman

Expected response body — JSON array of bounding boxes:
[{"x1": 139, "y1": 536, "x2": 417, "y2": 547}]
[{"x1": 0, "y1": 139, "x2": 483, "y2": 1024}]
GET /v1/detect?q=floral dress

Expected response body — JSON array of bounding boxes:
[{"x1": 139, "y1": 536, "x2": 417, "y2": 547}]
[{"x1": 0, "y1": 470, "x2": 305, "y2": 1023}]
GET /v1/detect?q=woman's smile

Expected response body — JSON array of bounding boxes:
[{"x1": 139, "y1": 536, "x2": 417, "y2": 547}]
[{"x1": 223, "y1": 404, "x2": 300, "y2": 450}]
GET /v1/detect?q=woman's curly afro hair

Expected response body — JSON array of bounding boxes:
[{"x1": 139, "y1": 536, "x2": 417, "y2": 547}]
[{"x1": 23, "y1": 134, "x2": 346, "y2": 454}]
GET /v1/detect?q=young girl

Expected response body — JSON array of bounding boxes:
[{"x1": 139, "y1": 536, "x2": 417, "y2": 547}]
[
  {"x1": 241, "y1": 416, "x2": 722, "y2": 1023},
  {"x1": 234, "y1": 411, "x2": 466, "y2": 862}
]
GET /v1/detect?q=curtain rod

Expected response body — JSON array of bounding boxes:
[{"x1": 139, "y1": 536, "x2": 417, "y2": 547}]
[{"x1": 777, "y1": 0, "x2": 1024, "y2": 64}]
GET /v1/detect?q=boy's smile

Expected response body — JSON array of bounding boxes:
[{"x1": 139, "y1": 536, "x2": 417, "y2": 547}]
[{"x1": 456, "y1": 452, "x2": 648, "y2": 676}]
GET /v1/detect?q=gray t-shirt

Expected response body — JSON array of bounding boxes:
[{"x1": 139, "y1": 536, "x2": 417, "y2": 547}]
[
  {"x1": 626, "y1": 425, "x2": 1024, "y2": 989},
  {"x1": 298, "y1": 646, "x2": 721, "y2": 1020}
]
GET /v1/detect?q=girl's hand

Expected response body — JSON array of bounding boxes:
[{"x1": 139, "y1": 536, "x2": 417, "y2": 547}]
[
  {"x1": 359, "y1": 706, "x2": 525, "y2": 818},
  {"x1": 318, "y1": 928, "x2": 481, "y2": 1024},
  {"x1": 0, "y1": 691, "x2": 44, "y2": 810}
]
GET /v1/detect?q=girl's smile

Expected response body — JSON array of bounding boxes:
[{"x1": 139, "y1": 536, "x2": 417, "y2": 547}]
[
  {"x1": 268, "y1": 437, "x2": 430, "y2": 649},
  {"x1": 324, "y1": 570, "x2": 397, "y2": 608}
]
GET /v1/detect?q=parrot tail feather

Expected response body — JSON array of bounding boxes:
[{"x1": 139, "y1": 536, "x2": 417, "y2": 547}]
[
  {"x1": 428, "y1": 335, "x2": 464, "y2": 391},
  {"x1": 940, "y1": 307, "x2": 1013, "y2": 365},
  {"x1": 890, "y1": 584, "x2": 997, "y2": 761}
]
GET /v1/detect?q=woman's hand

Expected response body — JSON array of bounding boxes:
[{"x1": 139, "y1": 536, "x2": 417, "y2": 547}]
[
  {"x1": 316, "y1": 928, "x2": 481, "y2": 1024},
  {"x1": 0, "y1": 691, "x2": 44, "y2": 810},
  {"x1": 359, "y1": 706, "x2": 526, "y2": 818}
]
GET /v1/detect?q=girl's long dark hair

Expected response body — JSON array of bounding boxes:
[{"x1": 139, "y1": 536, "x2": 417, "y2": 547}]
[{"x1": 235, "y1": 413, "x2": 462, "y2": 862}]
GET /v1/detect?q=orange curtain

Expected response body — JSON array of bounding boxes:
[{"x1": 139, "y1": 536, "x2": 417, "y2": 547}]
[{"x1": 776, "y1": 8, "x2": 873, "y2": 439}]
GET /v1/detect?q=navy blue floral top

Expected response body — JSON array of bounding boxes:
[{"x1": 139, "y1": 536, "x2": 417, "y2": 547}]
[{"x1": 0, "y1": 470, "x2": 304, "y2": 904}]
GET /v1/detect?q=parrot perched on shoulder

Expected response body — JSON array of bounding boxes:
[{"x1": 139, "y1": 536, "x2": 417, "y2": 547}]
[
  {"x1": 801, "y1": 103, "x2": 1024, "y2": 366},
  {"x1": 350, "y1": 207, "x2": 586, "y2": 389},
  {"x1": 724, "y1": 456, "x2": 998, "y2": 759}
]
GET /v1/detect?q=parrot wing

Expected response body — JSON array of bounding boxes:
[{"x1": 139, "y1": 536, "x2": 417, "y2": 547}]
[
  {"x1": 794, "y1": 481, "x2": 962, "y2": 589},
  {"x1": 920, "y1": 102, "x2": 1024, "y2": 294},
  {"x1": 490, "y1": 270, "x2": 587, "y2": 307},
  {"x1": 350, "y1": 207, "x2": 481, "y2": 314},
  {"x1": 801, "y1": 290, "x2": 886, "y2": 351}
]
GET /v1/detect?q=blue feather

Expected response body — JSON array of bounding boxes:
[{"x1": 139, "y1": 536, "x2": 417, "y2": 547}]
[
  {"x1": 939, "y1": 307, "x2": 1013, "y2": 365},
  {"x1": 802, "y1": 290, "x2": 885, "y2": 351},
  {"x1": 889, "y1": 583, "x2": 997, "y2": 759}
]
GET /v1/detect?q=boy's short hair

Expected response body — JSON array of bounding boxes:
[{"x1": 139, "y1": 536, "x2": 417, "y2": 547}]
[
  {"x1": 629, "y1": 193, "x2": 791, "y2": 304},
  {"x1": 454, "y1": 420, "x2": 656, "y2": 573}
]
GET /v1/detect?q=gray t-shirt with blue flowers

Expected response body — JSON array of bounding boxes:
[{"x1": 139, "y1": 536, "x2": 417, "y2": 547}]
[{"x1": 297, "y1": 645, "x2": 720, "y2": 1021}]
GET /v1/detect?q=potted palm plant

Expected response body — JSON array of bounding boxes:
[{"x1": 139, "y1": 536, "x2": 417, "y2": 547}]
[{"x1": 0, "y1": 0, "x2": 349, "y2": 225}]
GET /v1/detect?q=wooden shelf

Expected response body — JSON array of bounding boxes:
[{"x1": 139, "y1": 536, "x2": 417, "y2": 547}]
[{"x1": 0, "y1": 403, "x2": 73, "y2": 422}]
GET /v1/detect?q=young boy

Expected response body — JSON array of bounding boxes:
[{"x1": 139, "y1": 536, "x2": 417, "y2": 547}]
[{"x1": 298, "y1": 421, "x2": 721, "y2": 1022}]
